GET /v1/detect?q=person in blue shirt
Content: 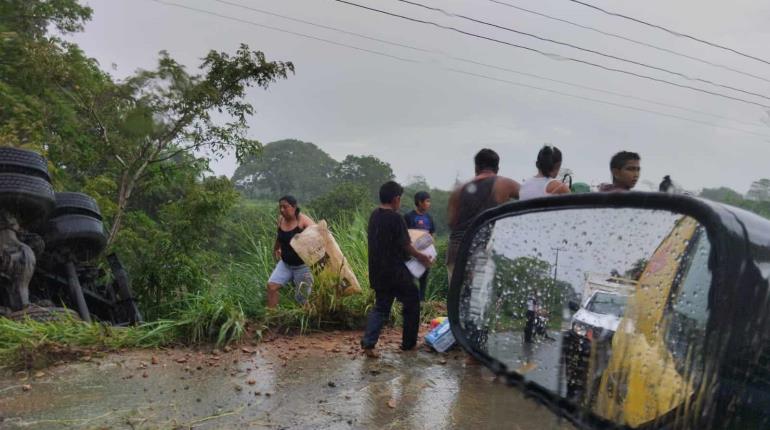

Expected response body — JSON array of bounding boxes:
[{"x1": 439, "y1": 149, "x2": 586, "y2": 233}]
[{"x1": 404, "y1": 191, "x2": 435, "y2": 301}]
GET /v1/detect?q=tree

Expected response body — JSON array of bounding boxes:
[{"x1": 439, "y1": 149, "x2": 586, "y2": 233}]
[
  {"x1": 484, "y1": 254, "x2": 568, "y2": 329},
  {"x1": 232, "y1": 139, "x2": 337, "y2": 201},
  {"x1": 747, "y1": 179, "x2": 770, "y2": 202},
  {"x1": 700, "y1": 187, "x2": 745, "y2": 205},
  {"x1": 1, "y1": 1, "x2": 295, "y2": 246},
  {"x1": 0, "y1": 0, "x2": 104, "y2": 160},
  {"x1": 701, "y1": 186, "x2": 770, "y2": 220},
  {"x1": 63, "y1": 45, "x2": 293, "y2": 245},
  {"x1": 332, "y1": 155, "x2": 394, "y2": 198},
  {"x1": 308, "y1": 182, "x2": 373, "y2": 223}
]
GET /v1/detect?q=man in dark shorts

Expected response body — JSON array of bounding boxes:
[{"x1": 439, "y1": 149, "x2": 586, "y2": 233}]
[
  {"x1": 404, "y1": 191, "x2": 435, "y2": 302},
  {"x1": 598, "y1": 151, "x2": 641, "y2": 192},
  {"x1": 361, "y1": 181, "x2": 434, "y2": 358}
]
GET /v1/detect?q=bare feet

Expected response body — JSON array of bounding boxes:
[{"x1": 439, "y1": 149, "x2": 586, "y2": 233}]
[{"x1": 363, "y1": 348, "x2": 380, "y2": 359}]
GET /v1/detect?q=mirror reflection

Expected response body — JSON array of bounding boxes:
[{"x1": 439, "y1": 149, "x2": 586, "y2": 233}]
[{"x1": 458, "y1": 208, "x2": 712, "y2": 428}]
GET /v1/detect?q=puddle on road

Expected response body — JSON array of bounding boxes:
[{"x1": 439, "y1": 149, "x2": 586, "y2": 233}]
[{"x1": 0, "y1": 334, "x2": 574, "y2": 429}]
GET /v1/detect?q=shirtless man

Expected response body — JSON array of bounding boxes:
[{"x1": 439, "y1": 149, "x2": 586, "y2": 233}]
[{"x1": 446, "y1": 148, "x2": 520, "y2": 283}]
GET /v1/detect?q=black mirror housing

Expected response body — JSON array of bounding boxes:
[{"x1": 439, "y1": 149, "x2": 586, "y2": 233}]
[{"x1": 447, "y1": 192, "x2": 769, "y2": 430}]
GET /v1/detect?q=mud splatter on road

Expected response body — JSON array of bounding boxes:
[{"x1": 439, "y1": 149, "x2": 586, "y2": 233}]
[{"x1": 0, "y1": 328, "x2": 573, "y2": 429}]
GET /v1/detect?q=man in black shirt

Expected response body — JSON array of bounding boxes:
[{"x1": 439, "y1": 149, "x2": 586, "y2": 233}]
[{"x1": 361, "y1": 181, "x2": 433, "y2": 358}]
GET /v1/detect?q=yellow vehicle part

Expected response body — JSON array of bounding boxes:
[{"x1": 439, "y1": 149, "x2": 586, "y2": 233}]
[{"x1": 593, "y1": 216, "x2": 699, "y2": 427}]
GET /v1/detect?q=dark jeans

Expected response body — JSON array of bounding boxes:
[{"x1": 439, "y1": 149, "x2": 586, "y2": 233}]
[
  {"x1": 418, "y1": 269, "x2": 430, "y2": 302},
  {"x1": 361, "y1": 281, "x2": 420, "y2": 350}
]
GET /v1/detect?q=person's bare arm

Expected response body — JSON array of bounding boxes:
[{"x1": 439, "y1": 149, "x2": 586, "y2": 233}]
[
  {"x1": 298, "y1": 213, "x2": 315, "y2": 229},
  {"x1": 494, "y1": 177, "x2": 521, "y2": 203},
  {"x1": 546, "y1": 180, "x2": 570, "y2": 195}
]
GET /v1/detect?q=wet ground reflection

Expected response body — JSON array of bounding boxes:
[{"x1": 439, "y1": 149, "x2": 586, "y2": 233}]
[{"x1": 1, "y1": 330, "x2": 575, "y2": 429}]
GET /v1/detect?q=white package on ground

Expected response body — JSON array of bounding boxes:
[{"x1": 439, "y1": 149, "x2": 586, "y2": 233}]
[{"x1": 424, "y1": 319, "x2": 455, "y2": 352}]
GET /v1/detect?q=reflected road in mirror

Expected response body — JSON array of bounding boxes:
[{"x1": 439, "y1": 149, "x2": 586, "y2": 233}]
[{"x1": 457, "y1": 208, "x2": 712, "y2": 428}]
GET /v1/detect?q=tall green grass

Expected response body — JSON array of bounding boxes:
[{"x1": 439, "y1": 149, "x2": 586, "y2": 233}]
[{"x1": 1, "y1": 204, "x2": 453, "y2": 368}]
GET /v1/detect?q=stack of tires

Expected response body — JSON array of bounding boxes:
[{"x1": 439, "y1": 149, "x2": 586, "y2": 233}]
[
  {"x1": 44, "y1": 192, "x2": 107, "y2": 261},
  {"x1": 0, "y1": 147, "x2": 132, "y2": 324},
  {"x1": 0, "y1": 147, "x2": 55, "y2": 228}
]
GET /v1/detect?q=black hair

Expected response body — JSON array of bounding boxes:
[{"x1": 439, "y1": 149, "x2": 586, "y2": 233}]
[
  {"x1": 379, "y1": 181, "x2": 404, "y2": 204},
  {"x1": 414, "y1": 191, "x2": 431, "y2": 207},
  {"x1": 278, "y1": 195, "x2": 301, "y2": 216},
  {"x1": 610, "y1": 151, "x2": 640, "y2": 171},
  {"x1": 474, "y1": 148, "x2": 500, "y2": 173},
  {"x1": 535, "y1": 145, "x2": 563, "y2": 176}
]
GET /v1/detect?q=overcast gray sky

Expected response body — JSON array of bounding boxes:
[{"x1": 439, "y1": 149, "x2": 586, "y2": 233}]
[{"x1": 70, "y1": 0, "x2": 770, "y2": 192}]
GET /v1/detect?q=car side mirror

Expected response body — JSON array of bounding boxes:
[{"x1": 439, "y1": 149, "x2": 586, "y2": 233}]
[{"x1": 446, "y1": 193, "x2": 768, "y2": 429}]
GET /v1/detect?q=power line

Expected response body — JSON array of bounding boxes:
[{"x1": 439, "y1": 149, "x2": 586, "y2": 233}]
[
  {"x1": 486, "y1": 0, "x2": 770, "y2": 84},
  {"x1": 215, "y1": 0, "x2": 765, "y2": 129},
  {"x1": 331, "y1": 0, "x2": 770, "y2": 110},
  {"x1": 447, "y1": 68, "x2": 770, "y2": 139},
  {"x1": 149, "y1": 0, "x2": 419, "y2": 64},
  {"x1": 564, "y1": 0, "x2": 770, "y2": 67},
  {"x1": 451, "y1": 57, "x2": 765, "y2": 129},
  {"x1": 396, "y1": 0, "x2": 770, "y2": 102},
  {"x1": 144, "y1": 0, "x2": 770, "y2": 138},
  {"x1": 213, "y1": 0, "x2": 434, "y2": 54}
]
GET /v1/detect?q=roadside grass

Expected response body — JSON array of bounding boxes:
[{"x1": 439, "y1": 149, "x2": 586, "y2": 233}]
[{"x1": 1, "y1": 208, "x2": 452, "y2": 369}]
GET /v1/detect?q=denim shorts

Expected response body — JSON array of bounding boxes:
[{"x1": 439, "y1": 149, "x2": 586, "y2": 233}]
[{"x1": 268, "y1": 261, "x2": 313, "y2": 304}]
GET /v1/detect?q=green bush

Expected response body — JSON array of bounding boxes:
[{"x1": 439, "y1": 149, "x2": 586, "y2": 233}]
[{"x1": 308, "y1": 182, "x2": 374, "y2": 224}]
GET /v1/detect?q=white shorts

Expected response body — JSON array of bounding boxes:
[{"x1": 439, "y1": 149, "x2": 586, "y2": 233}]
[{"x1": 268, "y1": 261, "x2": 313, "y2": 304}]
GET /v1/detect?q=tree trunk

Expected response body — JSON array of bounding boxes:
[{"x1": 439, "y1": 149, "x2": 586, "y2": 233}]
[{"x1": 107, "y1": 161, "x2": 149, "y2": 247}]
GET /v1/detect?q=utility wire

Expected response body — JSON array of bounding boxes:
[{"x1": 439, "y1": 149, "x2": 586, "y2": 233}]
[
  {"x1": 395, "y1": 0, "x2": 770, "y2": 102},
  {"x1": 149, "y1": 0, "x2": 419, "y2": 63},
  {"x1": 564, "y1": 0, "x2": 770, "y2": 67},
  {"x1": 213, "y1": 0, "x2": 434, "y2": 54},
  {"x1": 215, "y1": 0, "x2": 764, "y2": 129},
  {"x1": 486, "y1": 0, "x2": 770, "y2": 84},
  {"x1": 451, "y1": 57, "x2": 764, "y2": 129},
  {"x1": 146, "y1": 0, "x2": 770, "y2": 138},
  {"x1": 447, "y1": 68, "x2": 770, "y2": 138},
  {"x1": 331, "y1": 0, "x2": 770, "y2": 110}
]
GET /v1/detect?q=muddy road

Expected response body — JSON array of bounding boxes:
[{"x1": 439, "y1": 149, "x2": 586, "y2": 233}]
[{"x1": 1, "y1": 328, "x2": 573, "y2": 429}]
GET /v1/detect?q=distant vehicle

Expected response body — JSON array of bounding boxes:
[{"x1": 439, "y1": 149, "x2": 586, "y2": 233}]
[
  {"x1": 570, "y1": 290, "x2": 628, "y2": 340},
  {"x1": 566, "y1": 275, "x2": 634, "y2": 397}
]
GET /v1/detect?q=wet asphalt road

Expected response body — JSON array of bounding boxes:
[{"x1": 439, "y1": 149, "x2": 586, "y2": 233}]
[{"x1": 0, "y1": 330, "x2": 575, "y2": 429}]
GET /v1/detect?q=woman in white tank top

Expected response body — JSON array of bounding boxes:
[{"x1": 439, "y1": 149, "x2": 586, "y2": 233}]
[{"x1": 519, "y1": 145, "x2": 570, "y2": 201}]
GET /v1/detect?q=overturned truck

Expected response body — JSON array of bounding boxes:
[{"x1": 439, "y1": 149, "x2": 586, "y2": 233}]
[{"x1": 0, "y1": 147, "x2": 141, "y2": 325}]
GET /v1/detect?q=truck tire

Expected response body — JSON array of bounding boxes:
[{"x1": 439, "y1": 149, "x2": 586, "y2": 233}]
[
  {"x1": 44, "y1": 214, "x2": 107, "y2": 261},
  {"x1": 53, "y1": 192, "x2": 102, "y2": 220},
  {"x1": 0, "y1": 147, "x2": 51, "y2": 182},
  {"x1": 0, "y1": 173, "x2": 55, "y2": 226}
]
